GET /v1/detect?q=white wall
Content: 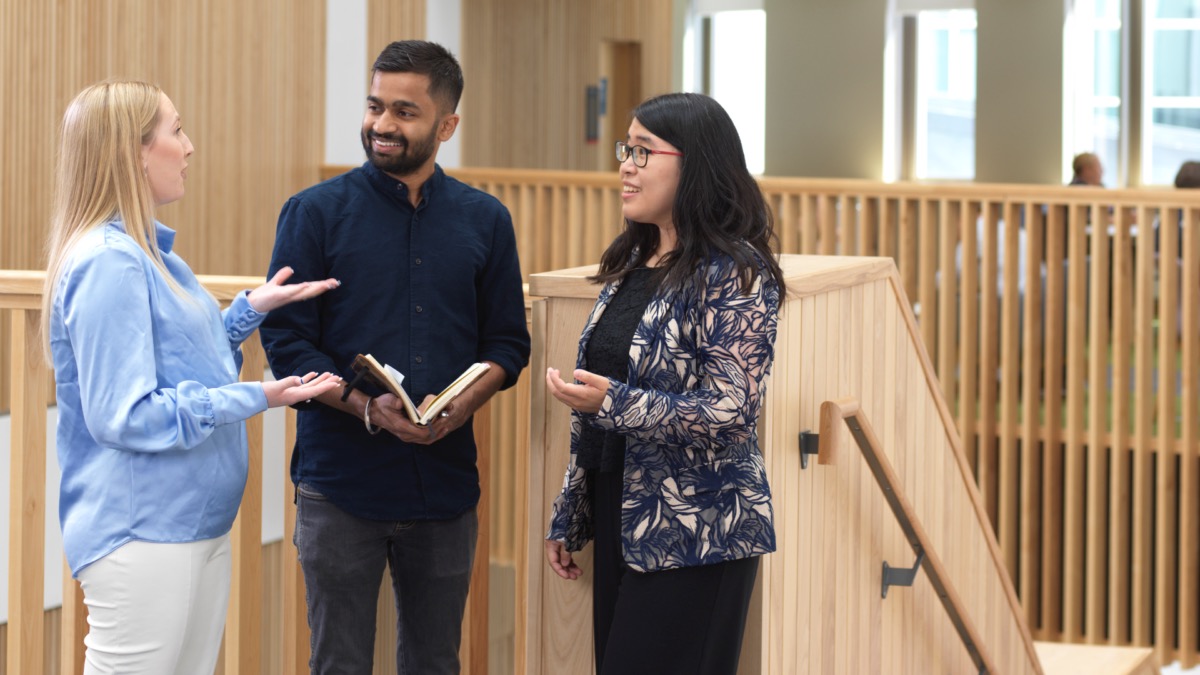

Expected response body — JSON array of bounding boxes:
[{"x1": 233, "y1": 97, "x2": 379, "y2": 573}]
[
  {"x1": 324, "y1": 0, "x2": 369, "y2": 166},
  {"x1": 427, "y1": 0, "x2": 463, "y2": 168}
]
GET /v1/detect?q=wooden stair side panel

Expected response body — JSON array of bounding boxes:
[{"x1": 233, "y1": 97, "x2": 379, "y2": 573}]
[{"x1": 758, "y1": 260, "x2": 1041, "y2": 675}]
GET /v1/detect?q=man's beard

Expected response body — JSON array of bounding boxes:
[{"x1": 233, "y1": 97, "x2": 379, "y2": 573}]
[{"x1": 361, "y1": 126, "x2": 438, "y2": 176}]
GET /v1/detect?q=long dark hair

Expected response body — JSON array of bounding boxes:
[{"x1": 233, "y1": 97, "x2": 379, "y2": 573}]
[{"x1": 592, "y1": 93, "x2": 785, "y2": 297}]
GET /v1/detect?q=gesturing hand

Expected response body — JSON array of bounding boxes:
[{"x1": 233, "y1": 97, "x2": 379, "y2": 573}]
[
  {"x1": 545, "y1": 367, "x2": 609, "y2": 414},
  {"x1": 247, "y1": 266, "x2": 340, "y2": 313},
  {"x1": 262, "y1": 372, "x2": 342, "y2": 408},
  {"x1": 545, "y1": 539, "x2": 582, "y2": 580}
]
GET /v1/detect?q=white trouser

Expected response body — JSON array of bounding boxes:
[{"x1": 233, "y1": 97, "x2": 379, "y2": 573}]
[{"x1": 77, "y1": 534, "x2": 232, "y2": 675}]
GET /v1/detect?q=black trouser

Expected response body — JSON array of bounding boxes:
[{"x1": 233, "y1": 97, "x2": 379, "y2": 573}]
[{"x1": 590, "y1": 469, "x2": 760, "y2": 675}]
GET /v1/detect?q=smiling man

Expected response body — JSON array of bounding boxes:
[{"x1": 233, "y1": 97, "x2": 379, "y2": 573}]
[{"x1": 260, "y1": 41, "x2": 530, "y2": 675}]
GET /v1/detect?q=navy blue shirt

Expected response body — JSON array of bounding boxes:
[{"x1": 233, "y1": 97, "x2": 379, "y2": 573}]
[{"x1": 261, "y1": 162, "x2": 530, "y2": 521}]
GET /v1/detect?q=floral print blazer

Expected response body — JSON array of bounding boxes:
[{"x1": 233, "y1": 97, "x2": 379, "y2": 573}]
[{"x1": 546, "y1": 251, "x2": 780, "y2": 573}]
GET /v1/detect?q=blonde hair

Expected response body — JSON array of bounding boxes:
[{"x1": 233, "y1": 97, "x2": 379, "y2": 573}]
[{"x1": 41, "y1": 80, "x2": 184, "y2": 359}]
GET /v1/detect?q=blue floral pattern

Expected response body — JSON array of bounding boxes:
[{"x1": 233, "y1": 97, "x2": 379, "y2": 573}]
[{"x1": 547, "y1": 251, "x2": 780, "y2": 572}]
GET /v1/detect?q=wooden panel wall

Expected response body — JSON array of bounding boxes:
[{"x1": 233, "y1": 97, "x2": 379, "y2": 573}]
[
  {"x1": 757, "y1": 263, "x2": 1040, "y2": 674},
  {"x1": 459, "y1": 0, "x2": 676, "y2": 170},
  {"x1": 368, "y1": 0, "x2": 426, "y2": 65},
  {"x1": 525, "y1": 257, "x2": 1042, "y2": 674},
  {"x1": 0, "y1": 1, "x2": 325, "y2": 412}
]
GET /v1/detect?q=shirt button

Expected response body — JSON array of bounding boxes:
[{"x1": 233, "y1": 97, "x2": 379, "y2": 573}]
[
  {"x1": 415, "y1": 305, "x2": 424, "y2": 313},
  {"x1": 415, "y1": 356, "x2": 423, "y2": 364},
  {"x1": 415, "y1": 258, "x2": 423, "y2": 265}
]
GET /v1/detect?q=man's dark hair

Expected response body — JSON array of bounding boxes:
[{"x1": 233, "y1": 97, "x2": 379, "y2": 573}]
[
  {"x1": 372, "y1": 40, "x2": 464, "y2": 114},
  {"x1": 1175, "y1": 160, "x2": 1200, "y2": 188}
]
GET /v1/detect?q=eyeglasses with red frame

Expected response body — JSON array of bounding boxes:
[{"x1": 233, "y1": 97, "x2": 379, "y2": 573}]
[{"x1": 615, "y1": 140, "x2": 683, "y2": 168}]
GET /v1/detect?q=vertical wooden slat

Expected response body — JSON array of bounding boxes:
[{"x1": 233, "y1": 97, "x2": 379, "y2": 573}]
[
  {"x1": 959, "y1": 202, "x2": 980, "y2": 474},
  {"x1": 998, "y1": 201, "x2": 1021, "y2": 580},
  {"x1": 880, "y1": 198, "x2": 898, "y2": 267},
  {"x1": 979, "y1": 202, "x2": 1000, "y2": 526},
  {"x1": 1155, "y1": 204, "x2": 1180, "y2": 665},
  {"x1": 9, "y1": 309, "x2": 46, "y2": 675},
  {"x1": 1085, "y1": 202, "x2": 1111, "y2": 643},
  {"x1": 818, "y1": 195, "x2": 836, "y2": 256},
  {"x1": 1040, "y1": 200, "x2": 1067, "y2": 640},
  {"x1": 225, "y1": 337, "x2": 265, "y2": 675},
  {"x1": 463, "y1": 402, "x2": 491, "y2": 675},
  {"x1": 899, "y1": 199, "x2": 919, "y2": 304},
  {"x1": 936, "y1": 200, "x2": 959, "y2": 406},
  {"x1": 1020, "y1": 200, "x2": 1044, "y2": 628},
  {"x1": 860, "y1": 196, "x2": 879, "y2": 257},
  {"x1": 918, "y1": 198, "x2": 937, "y2": 362},
  {"x1": 60, "y1": 565, "x2": 86, "y2": 675},
  {"x1": 1178, "y1": 205, "x2": 1199, "y2": 667},
  {"x1": 281, "y1": 407, "x2": 310, "y2": 675},
  {"x1": 775, "y1": 192, "x2": 795, "y2": 254},
  {"x1": 1063, "y1": 203, "x2": 1089, "y2": 642},
  {"x1": 1109, "y1": 205, "x2": 1134, "y2": 645},
  {"x1": 839, "y1": 194, "x2": 856, "y2": 256},
  {"x1": 1132, "y1": 205, "x2": 1155, "y2": 646}
]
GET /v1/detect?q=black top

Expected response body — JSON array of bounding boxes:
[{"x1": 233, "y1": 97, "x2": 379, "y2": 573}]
[{"x1": 577, "y1": 267, "x2": 660, "y2": 472}]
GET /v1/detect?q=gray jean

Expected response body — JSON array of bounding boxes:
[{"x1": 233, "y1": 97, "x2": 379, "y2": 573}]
[{"x1": 294, "y1": 482, "x2": 478, "y2": 675}]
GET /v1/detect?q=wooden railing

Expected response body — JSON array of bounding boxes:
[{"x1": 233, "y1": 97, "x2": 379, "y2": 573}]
[
  {"x1": 9, "y1": 168, "x2": 1200, "y2": 669},
  {"x1": 0, "y1": 271, "x2": 530, "y2": 675},
  {"x1": 321, "y1": 164, "x2": 1200, "y2": 666},
  {"x1": 819, "y1": 396, "x2": 1000, "y2": 675}
]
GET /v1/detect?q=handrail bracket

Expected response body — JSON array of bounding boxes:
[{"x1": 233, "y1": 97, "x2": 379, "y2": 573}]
[
  {"x1": 882, "y1": 551, "x2": 925, "y2": 599},
  {"x1": 798, "y1": 430, "x2": 820, "y2": 469}
]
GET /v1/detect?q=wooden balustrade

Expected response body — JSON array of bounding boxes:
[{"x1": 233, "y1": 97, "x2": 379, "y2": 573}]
[
  {"x1": 8, "y1": 168, "x2": 1200, "y2": 669},
  {"x1": 0, "y1": 272, "x2": 529, "y2": 675},
  {"x1": 321, "y1": 164, "x2": 1200, "y2": 666}
]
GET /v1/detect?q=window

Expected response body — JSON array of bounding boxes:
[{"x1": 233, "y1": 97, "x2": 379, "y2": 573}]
[
  {"x1": 1066, "y1": 0, "x2": 1200, "y2": 186},
  {"x1": 1066, "y1": 0, "x2": 1123, "y2": 185},
  {"x1": 1144, "y1": 0, "x2": 1200, "y2": 184},
  {"x1": 914, "y1": 10, "x2": 978, "y2": 180},
  {"x1": 685, "y1": 4, "x2": 767, "y2": 175}
]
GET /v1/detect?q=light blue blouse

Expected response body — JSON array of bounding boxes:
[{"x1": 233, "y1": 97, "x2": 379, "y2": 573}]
[{"x1": 49, "y1": 221, "x2": 268, "y2": 576}]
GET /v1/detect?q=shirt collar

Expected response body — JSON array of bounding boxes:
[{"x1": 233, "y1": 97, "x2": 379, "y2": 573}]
[
  {"x1": 362, "y1": 160, "x2": 445, "y2": 206},
  {"x1": 108, "y1": 219, "x2": 177, "y2": 254},
  {"x1": 153, "y1": 221, "x2": 177, "y2": 253}
]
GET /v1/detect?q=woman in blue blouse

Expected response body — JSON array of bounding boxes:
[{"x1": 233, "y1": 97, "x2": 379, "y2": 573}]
[
  {"x1": 41, "y1": 80, "x2": 341, "y2": 675},
  {"x1": 545, "y1": 93, "x2": 787, "y2": 675}
]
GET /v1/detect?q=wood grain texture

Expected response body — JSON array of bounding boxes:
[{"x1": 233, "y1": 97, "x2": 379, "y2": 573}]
[
  {"x1": 458, "y1": 0, "x2": 674, "y2": 171},
  {"x1": 0, "y1": 1, "x2": 324, "y2": 414},
  {"x1": 530, "y1": 255, "x2": 1040, "y2": 674}
]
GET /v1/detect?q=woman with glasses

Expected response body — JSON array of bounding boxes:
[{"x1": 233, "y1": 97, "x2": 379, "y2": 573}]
[
  {"x1": 544, "y1": 92, "x2": 786, "y2": 675},
  {"x1": 42, "y1": 80, "x2": 342, "y2": 675}
]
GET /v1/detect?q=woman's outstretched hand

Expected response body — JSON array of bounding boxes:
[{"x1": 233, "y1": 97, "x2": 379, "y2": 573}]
[
  {"x1": 247, "y1": 266, "x2": 340, "y2": 313},
  {"x1": 262, "y1": 372, "x2": 342, "y2": 408},
  {"x1": 545, "y1": 539, "x2": 583, "y2": 580},
  {"x1": 545, "y1": 367, "x2": 608, "y2": 414}
]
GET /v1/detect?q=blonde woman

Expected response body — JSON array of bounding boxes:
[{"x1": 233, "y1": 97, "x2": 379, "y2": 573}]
[{"x1": 43, "y1": 80, "x2": 341, "y2": 675}]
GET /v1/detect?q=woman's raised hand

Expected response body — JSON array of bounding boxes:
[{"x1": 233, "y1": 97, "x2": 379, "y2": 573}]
[{"x1": 247, "y1": 266, "x2": 340, "y2": 313}]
